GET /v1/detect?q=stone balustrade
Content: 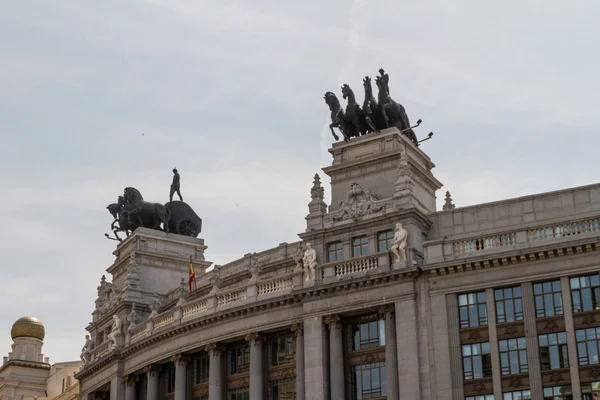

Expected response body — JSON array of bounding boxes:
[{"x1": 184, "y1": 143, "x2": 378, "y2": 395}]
[
  {"x1": 334, "y1": 254, "x2": 379, "y2": 276},
  {"x1": 528, "y1": 218, "x2": 600, "y2": 242},
  {"x1": 217, "y1": 288, "x2": 247, "y2": 307},
  {"x1": 182, "y1": 299, "x2": 209, "y2": 317},
  {"x1": 130, "y1": 324, "x2": 147, "y2": 343},
  {"x1": 153, "y1": 311, "x2": 175, "y2": 330},
  {"x1": 257, "y1": 277, "x2": 293, "y2": 295},
  {"x1": 454, "y1": 232, "x2": 516, "y2": 254},
  {"x1": 92, "y1": 340, "x2": 110, "y2": 359}
]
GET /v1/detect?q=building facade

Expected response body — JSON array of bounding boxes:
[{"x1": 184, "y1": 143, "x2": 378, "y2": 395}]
[{"x1": 75, "y1": 128, "x2": 600, "y2": 400}]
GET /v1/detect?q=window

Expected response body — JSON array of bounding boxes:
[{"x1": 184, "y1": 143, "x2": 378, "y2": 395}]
[
  {"x1": 349, "y1": 362, "x2": 386, "y2": 400},
  {"x1": 351, "y1": 318, "x2": 385, "y2": 351},
  {"x1": 543, "y1": 385, "x2": 572, "y2": 400},
  {"x1": 503, "y1": 390, "x2": 531, "y2": 400},
  {"x1": 462, "y1": 342, "x2": 492, "y2": 380},
  {"x1": 466, "y1": 396, "x2": 494, "y2": 400},
  {"x1": 499, "y1": 338, "x2": 528, "y2": 375},
  {"x1": 195, "y1": 352, "x2": 209, "y2": 384},
  {"x1": 458, "y1": 292, "x2": 488, "y2": 329},
  {"x1": 534, "y1": 280, "x2": 563, "y2": 318},
  {"x1": 352, "y1": 236, "x2": 368, "y2": 257},
  {"x1": 539, "y1": 332, "x2": 569, "y2": 370},
  {"x1": 377, "y1": 231, "x2": 394, "y2": 252},
  {"x1": 268, "y1": 378, "x2": 296, "y2": 400},
  {"x1": 228, "y1": 343, "x2": 250, "y2": 374},
  {"x1": 582, "y1": 381, "x2": 600, "y2": 400},
  {"x1": 165, "y1": 364, "x2": 176, "y2": 394},
  {"x1": 227, "y1": 388, "x2": 249, "y2": 400},
  {"x1": 270, "y1": 334, "x2": 295, "y2": 366},
  {"x1": 576, "y1": 327, "x2": 600, "y2": 365},
  {"x1": 328, "y1": 242, "x2": 343, "y2": 262},
  {"x1": 570, "y1": 275, "x2": 600, "y2": 313},
  {"x1": 495, "y1": 286, "x2": 523, "y2": 323}
]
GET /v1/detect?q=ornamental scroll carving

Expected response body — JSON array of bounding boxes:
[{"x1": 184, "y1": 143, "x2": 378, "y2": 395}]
[{"x1": 331, "y1": 183, "x2": 384, "y2": 222}]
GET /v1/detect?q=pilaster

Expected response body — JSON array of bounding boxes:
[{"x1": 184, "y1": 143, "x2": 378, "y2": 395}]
[
  {"x1": 394, "y1": 297, "x2": 420, "y2": 400},
  {"x1": 324, "y1": 315, "x2": 344, "y2": 400},
  {"x1": 485, "y1": 288, "x2": 502, "y2": 400},
  {"x1": 561, "y1": 276, "x2": 582, "y2": 399},
  {"x1": 521, "y1": 283, "x2": 543, "y2": 400},
  {"x1": 446, "y1": 293, "x2": 464, "y2": 400},
  {"x1": 205, "y1": 343, "x2": 225, "y2": 400},
  {"x1": 144, "y1": 365, "x2": 160, "y2": 400},
  {"x1": 291, "y1": 323, "x2": 305, "y2": 400},
  {"x1": 245, "y1": 332, "x2": 264, "y2": 400},
  {"x1": 303, "y1": 316, "x2": 327, "y2": 400},
  {"x1": 171, "y1": 353, "x2": 189, "y2": 400},
  {"x1": 380, "y1": 305, "x2": 398, "y2": 400}
]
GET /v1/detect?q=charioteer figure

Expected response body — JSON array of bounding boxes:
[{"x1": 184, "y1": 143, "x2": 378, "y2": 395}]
[{"x1": 170, "y1": 168, "x2": 183, "y2": 202}]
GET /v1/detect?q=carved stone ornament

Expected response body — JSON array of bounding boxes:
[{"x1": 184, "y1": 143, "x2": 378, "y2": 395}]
[
  {"x1": 209, "y1": 271, "x2": 222, "y2": 289},
  {"x1": 543, "y1": 319, "x2": 559, "y2": 330},
  {"x1": 590, "y1": 367, "x2": 600, "y2": 379},
  {"x1": 324, "y1": 315, "x2": 341, "y2": 326},
  {"x1": 80, "y1": 335, "x2": 93, "y2": 365},
  {"x1": 443, "y1": 191, "x2": 456, "y2": 210},
  {"x1": 397, "y1": 145, "x2": 412, "y2": 178},
  {"x1": 126, "y1": 304, "x2": 141, "y2": 331},
  {"x1": 505, "y1": 325, "x2": 516, "y2": 335},
  {"x1": 508, "y1": 377, "x2": 522, "y2": 388},
  {"x1": 249, "y1": 253, "x2": 262, "y2": 276},
  {"x1": 473, "y1": 382, "x2": 485, "y2": 393},
  {"x1": 107, "y1": 315, "x2": 123, "y2": 351},
  {"x1": 293, "y1": 245, "x2": 304, "y2": 270},
  {"x1": 311, "y1": 174, "x2": 325, "y2": 200},
  {"x1": 583, "y1": 314, "x2": 596, "y2": 326},
  {"x1": 468, "y1": 330, "x2": 482, "y2": 340},
  {"x1": 331, "y1": 183, "x2": 384, "y2": 222},
  {"x1": 302, "y1": 243, "x2": 317, "y2": 282},
  {"x1": 149, "y1": 294, "x2": 162, "y2": 318},
  {"x1": 550, "y1": 372, "x2": 561, "y2": 383}
]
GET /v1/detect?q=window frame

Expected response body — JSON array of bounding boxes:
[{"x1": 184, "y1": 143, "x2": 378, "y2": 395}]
[
  {"x1": 534, "y1": 280, "x2": 564, "y2": 318},
  {"x1": 581, "y1": 380, "x2": 600, "y2": 400},
  {"x1": 499, "y1": 337, "x2": 529, "y2": 376},
  {"x1": 194, "y1": 352, "x2": 210, "y2": 384},
  {"x1": 495, "y1": 286, "x2": 524, "y2": 324},
  {"x1": 570, "y1": 274, "x2": 600, "y2": 313},
  {"x1": 228, "y1": 343, "x2": 250, "y2": 375},
  {"x1": 538, "y1": 332, "x2": 569, "y2": 371},
  {"x1": 348, "y1": 362, "x2": 387, "y2": 400},
  {"x1": 576, "y1": 327, "x2": 600, "y2": 366},
  {"x1": 503, "y1": 390, "x2": 531, "y2": 400},
  {"x1": 458, "y1": 291, "x2": 488, "y2": 329},
  {"x1": 352, "y1": 236, "x2": 369, "y2": 258},
  {"x1": 327, "y1": 241, "x2": 343, "y2": 263},
  {"x1": 267, "y1": 378, "x2": 296, "y2": 400},
  {"x1": 377, "y1": 230, "x2": 394, "y2": 253},
  {"x1": 269, "y1": 333, "x2": 296, "y2": 367},
  {"x1": 462, "y1": 342, "x2": 492, "y2": 380},
  {"x1": 543, "y1": 385, "x2": 572, "y2": 400}
]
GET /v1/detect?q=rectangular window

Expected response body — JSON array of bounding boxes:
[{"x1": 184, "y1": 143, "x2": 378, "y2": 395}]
[
  {"x1": 499, "y1": 338, "x2": 528, "y2": 376},
  {"x1": 534, "y1": 280, "x2": 564, "y2": 318},
  {"x1": 351, "y1": 319, "x2": 385, "y2": 351},
  {"x1": 495, "y1": 286, "x2": 523, "y2": 323},
  {"x1": 539, "y1": 332, "x2": 569, "y2": 370},
  {"x1": 377, "y1": 231, "x2": 394, "y2": 252},
  {"x1": 581, "y1": 381, "x2": 600, "y2": 400},
  {"x1": 576, "y1": 327, "x2": 600, "y2": 365},
  {"x1": 543, "y1": 385, "x2": 572, "y2": 400},
  {"x1": 327, "y1": 242, "x2": 343, "y2": 262},
  {"x1": 466, "y1": 397, "x2": 494, "y2": 400},
  {"x1": 570, "y1": 275, "x2": 600, "y2": 313},
  {"x1": 352, "y1": 236, "x2": 369, "y2": 257},
  {"x1": 349, "y1": 362, "x2": 387, "y2": 400},
  {"x1": 458, "y1": 292, "x2": 488, "y2": 329},
  {"x1": 503, "y1": 390, "x2": 531, "y2": 400},
  {"x1": 228, "y1": 343, "x2": 250, "y2": 375},
  {"x1": 269, "y1": 334, "x2": 296, "y2": 366},
  {"x1": 227, "y1": 388, "x2": 250, "y2": 400},
  {"x1": 195, "y1": 352, "x2": 210, "y2": 384},
  {"x1": 165, "y1": 364, "x2": 176, "y2": 394},
  {"x1": 267, "y1": 378, "x2": 296, "y2": 400},
  {"x1": 462, "y1": 342, "x2": 492, "y2": 380}
]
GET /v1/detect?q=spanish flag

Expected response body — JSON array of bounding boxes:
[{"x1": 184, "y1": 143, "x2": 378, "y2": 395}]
[{"x1": 188, "y1": 257, "x2": 195, "y2": 293}]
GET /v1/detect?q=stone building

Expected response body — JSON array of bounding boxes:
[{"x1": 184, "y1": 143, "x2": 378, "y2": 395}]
[
  {"x1": 0, "y1": 317, "x2": 82, "y2": 400},
  {"x1": 75, "y1": 128, "x2": 600, "y2": 400}
]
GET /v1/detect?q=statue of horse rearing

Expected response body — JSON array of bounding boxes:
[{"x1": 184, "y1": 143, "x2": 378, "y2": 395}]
[{"x1": 123, "y1": 187, "x2": 171, "y2": 233}]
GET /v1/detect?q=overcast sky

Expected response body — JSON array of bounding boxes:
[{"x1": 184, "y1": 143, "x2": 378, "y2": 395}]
[{"x1": 1, "y1": 0, "x2": 599, "y2": 363}]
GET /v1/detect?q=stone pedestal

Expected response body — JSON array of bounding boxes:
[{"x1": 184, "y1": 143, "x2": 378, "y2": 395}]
[{"x1": 393, "y1": 259, "x2": 408, "y2": 270}]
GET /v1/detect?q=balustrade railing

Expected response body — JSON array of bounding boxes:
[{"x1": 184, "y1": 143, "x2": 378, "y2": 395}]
[
  {"x1": 182, "y1": 299, "x2": 208, "y2": 318},
  {"x1": 217, "y1": 289, "x2": 247, "y2": 307},
  {"x1": 258, "y1": 278, "x2": 293, "y2": 295},
  {"x1": 454, "y1": 233, "x2": 516, "y2": 254},
  {"x1": 93, "y1": 340, "x2": 110, "y2": 358},
  {"x1": 130, "y1": 323, "x2": 147, "y2": 343},
  {"x1": 528, "y1": 218, "x2": 600, "y2": 242},
  {"x1": 333, "y1": 254, "x2": 379, "y2": 276},
  {"x1": 153, "y1": 311, "x2": 174, "y2": 329}
]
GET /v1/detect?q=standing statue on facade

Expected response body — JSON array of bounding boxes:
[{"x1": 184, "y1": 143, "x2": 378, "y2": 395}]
[
  {"x1": 169, "y1": 168, "x2": 183, "y2": 202},
  {"x1": 107, "y1": 315, "x2": 122, "y2": 351},
  {"x1": 302, "y1": 242, "x2": 317, "y2": 281},
  {"x1": 80, "y1": 335, "x2": 93, "y2": 364},
  {"x1": 391, "y1": 223, "x2": 408, "y2": 262}
]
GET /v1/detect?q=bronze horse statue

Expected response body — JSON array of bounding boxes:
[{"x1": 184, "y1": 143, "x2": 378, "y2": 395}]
[
  {"x1": 375, "y1": 75, "x2": 417, "y2": 145},
  {"x1": 123, "y1": 187, "x2": 171, "y2": 233},
  {"x1": 341, "y1": 84, "x2": 378, "y2": 136}
]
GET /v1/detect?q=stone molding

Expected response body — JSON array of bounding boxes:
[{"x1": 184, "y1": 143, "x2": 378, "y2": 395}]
[
  {"x1": 378, "y1": 304, "x2": 395, "y2": 319},
  {"x1": 170, "y1": 353, "x2": 189, "y2": 365},
  {"x1": 290, "y1": 322, "x2": 304, "y2": 333},
  {"x1": 324, "y1": 315, "x2": 341, "y2": 327},
  {"x1": 204, "y1": 343, "x2": 225, "y2": 355}
]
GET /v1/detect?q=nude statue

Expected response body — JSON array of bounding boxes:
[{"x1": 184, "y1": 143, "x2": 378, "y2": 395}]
[
  {"x1": 107, "y1": 315, "x2": 122, "y2": 351},
  {"x1": 302, "y1": 242, "x2": 317, "y2": 281},
  {"x1": 80, "y1": 335, "x2": 93, "y2": 364},
  {"x1": 391, "y1": 222, "x2": 408, "y2": 262}
]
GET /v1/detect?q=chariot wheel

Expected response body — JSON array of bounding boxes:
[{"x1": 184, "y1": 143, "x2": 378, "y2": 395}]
[{"x1": 177, "y1": 219, "x2": 198, "y2": 237}]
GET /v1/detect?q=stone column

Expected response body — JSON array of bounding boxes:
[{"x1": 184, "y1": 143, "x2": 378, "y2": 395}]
[
  {"x1": 206, "y1": 343, "x2": 224, "y2": 400},
  {"x1": 324, "y1": 315, "x2": 344, "y2": 400},
  {"x1": 246, "y1": 332, "x2": 264, "y2": 400},
  {"x1": 521, "y1": 283, "x2": 543, "y2": 400},
  {"x1": 446, "y1": 294, "x2": 464, "y2": 400},
  {"x1": 380, "y1": 305, "x2": 398, "y2": 400},
  {"x1": 124, "y1": 375, "x2": 136, "y2": 400},
  {"x1": 394, "y1": 296, "x2": 421, "y2": 400},
  {"x1": 110, "y1": 375, "x2": 126, "y2": 400},
  {"x1": 291, "y1": 323, "x2": 305, "y2": 400},
  {"x1": 145, "y1": 365, "x2": 160, "y2": 400},
  {"x1": 303, "y1": 316, "x2": 328, "y2": 400},
  {"x1": 561, "y1": 276, "x2": 582, "y2": 400},
  {"x1": 484, "y1": 288, "x2": 502, "y2": 400},
  {"x1": 172, "y1": 353, "x2": 188, "y2": 400}
]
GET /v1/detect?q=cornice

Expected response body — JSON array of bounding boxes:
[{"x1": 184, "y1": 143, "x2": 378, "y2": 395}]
[
  {"x1": 0, "y1": 360, "x2": 51, "y2": 373},
  {"x1": 75, "y1": 352, "x2": 120, "y2": 381}
]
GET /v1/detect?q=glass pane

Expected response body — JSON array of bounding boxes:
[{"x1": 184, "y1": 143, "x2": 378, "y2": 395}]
[
  {"x1": 552, "y1": 280, "x2": 561, "y2": 292},
  {"x1": 571, "y1": 277, "x2": 580, "y2": 289},
  {"x1": 514, "y1": 286, "x2": 522, "y2": 297},
  {"x1": 534, "y1": 283, "x2": 542, "y2": 295},
  {"x1": 458, "y1": 294, "x2": 467, "y2": 306},
  {"x1": 496, "y1": 289, "x2": 504, "y2": 300}
]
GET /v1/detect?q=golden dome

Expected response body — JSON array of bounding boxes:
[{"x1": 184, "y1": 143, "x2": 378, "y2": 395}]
[{"x1": 11, "y1": 316, "x2": 45, "y2": 341}]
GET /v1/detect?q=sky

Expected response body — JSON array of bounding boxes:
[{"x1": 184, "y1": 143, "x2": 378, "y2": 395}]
[{"x1": 1, "y1": 0, "x2": 599, "y2": 364}]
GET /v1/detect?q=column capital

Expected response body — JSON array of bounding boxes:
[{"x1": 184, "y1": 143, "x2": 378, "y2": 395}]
[
  {"x1": 291, "y1": 322, "x2": 304, "y2": 333},
  {"x1": 379, "y1": 304, "x2": 395, "y2": 319},
  {"x1": 123, "y1": 375, "x2": 136, "y2": 385},
  {"x1": 170, "y1": 353, "x2": 189, "y2": 365},
  {"x1": 244, "y1": 332, "x2": 261, "y2": 342},
  {"x1": 143, "y1": 364, "x2": 161, "y2": 375},
  {"x1": 204, "y1": 342, "x2": 225, "y2": 355},
  {"x1": 324, "y1": 314, "x2": 341, "y2": 326}
]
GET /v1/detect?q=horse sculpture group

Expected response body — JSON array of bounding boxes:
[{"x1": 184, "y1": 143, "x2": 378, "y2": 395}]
[
  {"x1": 325, "y1": 68, "x2": 418, "y2": 145},
  {"x1": 107, "y1": 187, "x2": 171, "y2": 241}
]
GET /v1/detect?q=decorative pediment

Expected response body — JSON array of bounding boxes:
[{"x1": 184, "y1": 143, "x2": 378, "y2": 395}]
[{"x1": 328, "y1": 183, "x2": 387, "y2": 223}]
